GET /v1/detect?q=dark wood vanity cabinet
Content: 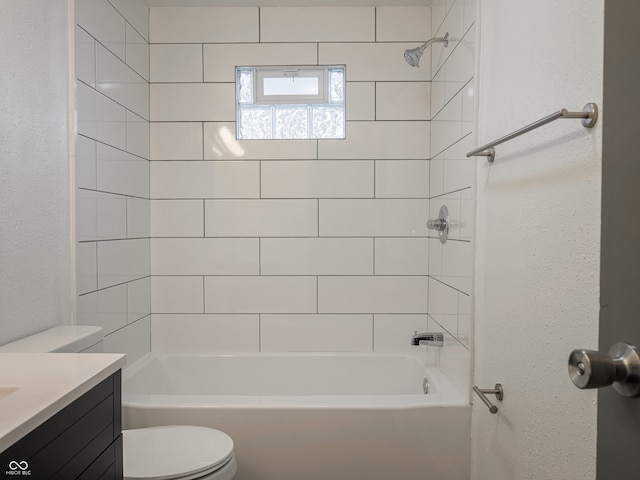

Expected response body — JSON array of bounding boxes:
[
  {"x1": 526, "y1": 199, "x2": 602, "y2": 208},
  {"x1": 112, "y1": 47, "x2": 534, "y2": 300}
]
[{"x1": 0, "y1": 371, "x2": 122, "y2": 480}]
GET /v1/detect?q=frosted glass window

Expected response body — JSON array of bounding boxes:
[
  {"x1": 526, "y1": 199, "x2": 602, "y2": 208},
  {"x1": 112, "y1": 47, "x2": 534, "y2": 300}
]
[
  {"x1": 329, "y1": 69, "x2": 344, "y2": 103},
  {"x1": 275, "y1": 107, "x2": 308, "y2": 139},
  {"x1": 236, "y1": 66, "x2": 345, "y2": 140},
  {"x1": 256, "y1": 68, "x2": 325, "y2": 103},
  {"x1": 264, "y1": 77, "x2": 319, "y2": 96},
  {"x1": 238, "y1": 107, "x2": 272, "y2": 139},
  {"x1": 237, "y1": 70, "x2": 253, "y2": 104},
  {"x1": 312, "y1": 107, "x2": 345, "y2": 139}
]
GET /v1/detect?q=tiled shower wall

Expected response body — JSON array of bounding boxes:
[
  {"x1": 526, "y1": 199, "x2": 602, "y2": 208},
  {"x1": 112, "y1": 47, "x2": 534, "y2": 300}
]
[
  {"x1": 148, "y1": 1, "x2": 475, "y2": 364},
  {"x1": 427, "y1": 0, "x2": 476, "y2": 387},
  {"x1": 75, "y1": 0, "x2": 151, "y2": 363}
]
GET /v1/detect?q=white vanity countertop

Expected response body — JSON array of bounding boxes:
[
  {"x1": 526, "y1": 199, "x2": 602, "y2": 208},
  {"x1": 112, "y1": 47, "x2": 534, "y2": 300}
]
[{"x1": 0, "y1": 353, "x2": 126, "y2": 453}]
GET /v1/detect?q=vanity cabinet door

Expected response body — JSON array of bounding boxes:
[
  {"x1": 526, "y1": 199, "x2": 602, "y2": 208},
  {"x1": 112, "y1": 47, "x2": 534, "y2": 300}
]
[{"x1": 0, "y1": 371, "x2": 122, "y2": 480}]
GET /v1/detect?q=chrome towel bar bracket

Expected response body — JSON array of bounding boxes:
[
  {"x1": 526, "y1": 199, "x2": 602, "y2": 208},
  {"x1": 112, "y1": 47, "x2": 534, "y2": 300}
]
[
  {"x1": 473, "y1": 383, "x2": 504, "y2": 414},
  {"x1": 467, "y1": 102, "x2": 598, "y2": 163}
]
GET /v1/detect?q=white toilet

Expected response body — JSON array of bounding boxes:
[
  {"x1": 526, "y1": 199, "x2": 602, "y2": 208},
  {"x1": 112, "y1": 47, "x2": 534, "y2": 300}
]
[
  {"x1": 123, "y1": 425, "x2": 236, "y2": 480},
  {"x1": 0, "y1": 326, "x2": 237, "y2": 480}
]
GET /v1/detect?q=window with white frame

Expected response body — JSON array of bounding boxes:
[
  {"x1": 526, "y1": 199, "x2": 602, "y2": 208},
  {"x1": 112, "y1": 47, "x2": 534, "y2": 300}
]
[{"x1": 236, "y1": 66, "x2": 345, "y2": 140}]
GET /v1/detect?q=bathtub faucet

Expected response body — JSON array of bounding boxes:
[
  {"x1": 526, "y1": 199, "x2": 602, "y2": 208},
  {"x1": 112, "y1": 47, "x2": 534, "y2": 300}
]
[{"x1": 411, "y1": 331, "x2": 444, "y2": 347}]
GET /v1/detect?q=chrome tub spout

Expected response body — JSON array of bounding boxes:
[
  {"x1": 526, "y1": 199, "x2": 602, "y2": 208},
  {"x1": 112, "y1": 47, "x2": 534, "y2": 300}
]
[{"x1": 411, "y1": 332, "x2": 444, "y2": 347}]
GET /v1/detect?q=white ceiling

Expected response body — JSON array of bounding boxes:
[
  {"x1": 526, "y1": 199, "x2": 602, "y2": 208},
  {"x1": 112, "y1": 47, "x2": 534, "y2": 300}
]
[{"x1": 145, "y1": 0, "x2": 432, "y2": 6}]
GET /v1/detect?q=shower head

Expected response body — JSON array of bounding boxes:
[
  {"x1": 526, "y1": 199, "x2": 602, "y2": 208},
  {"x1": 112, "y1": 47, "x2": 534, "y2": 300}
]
[
  {"x1": 403, "y1": 47, "x2": 424, "y2": 68},
  {"x1": 404, "y1": 32, "x2": 450, "y2": 68}
]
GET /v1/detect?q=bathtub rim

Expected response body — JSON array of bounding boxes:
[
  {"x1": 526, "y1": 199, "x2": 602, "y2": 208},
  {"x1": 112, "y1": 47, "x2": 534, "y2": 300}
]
[{"x1": 122, "y1": 352, "x2": 469, "y2": 410}]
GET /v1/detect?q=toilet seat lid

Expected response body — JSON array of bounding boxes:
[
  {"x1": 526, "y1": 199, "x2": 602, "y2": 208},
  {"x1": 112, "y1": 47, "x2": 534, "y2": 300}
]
[{"x1": 123, "y1": 426, "x2": 234, "y2": 480}]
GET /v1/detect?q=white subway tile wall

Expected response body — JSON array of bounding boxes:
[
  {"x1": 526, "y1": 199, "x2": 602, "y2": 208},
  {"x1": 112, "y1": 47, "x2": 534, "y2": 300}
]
[
  {"x1": 126, "y1": 111, "x2": 151, "y2": 159},
  {"x1": 375, "y1": 6, "x2": 432, "y2": 42},
  {"x1": 149, "y1": 7, "x2": 259, "y2": 43},
  {"x1": 318, "y1": 276, "x2": 429, "y2": 314},
  {"x1": 75, "y1": 0, "x2": 151, "y2": 358},
  {"x1": 259, "y1": 7, "x2": 375, "y2": 43},
  {"x1": 151, "y1": 161, "x2": 260, "y2": 199},
  {"x1": 150, "y1": 122, "x2": 203, "y2": 160},
  {"x1": 428, "y1": 0, "x2": 475, "y2": 377},
  {"x1": 150, "y1": 83, "x2": 236, "y2": 121},
  {"x1": 150, "y1": 200, "x2": 204, "y2": 237},
  {"x1": 261, "y1": 238, "x2": 374, "y2": 276},
  {"x1": 103, "y1": 315, "x2": 151, "y2": 366},
  {"x1": 346, "y1": 82, "x2": 376, "y2": 121},
  {"x1": 376, "y1": 82, "x2": 431, "y2": 121},
  {"x1": 261, "y1": 161, "x2": 374, "y2": 199},
  {"x1": 151, "y1": 314, "x2": 260, "y2": 353},
  {"x1": 78, "y1": 283, "x2": 128, "y2": 336},
  {"x1": 151, "y1": 276, "x2": 204, "y2": 314},
  {"x1": 145, "y1": 2, "x2": 475, "y2": 354},
  {"x1": 151, "y1": 238, "x2": 259, "y2": 276},
  {"x1": 204, "y1": 276, "x2": 318, "y2": 314},
  {"x1": 260, "y1": 315, "x2": 374, "y2": 352},
  {"x1": 203, "y1": 44, "x2": 318, "y2": 82},
  {"x1": 150, "y1": 44, "x2": 203, "y2": 83}
]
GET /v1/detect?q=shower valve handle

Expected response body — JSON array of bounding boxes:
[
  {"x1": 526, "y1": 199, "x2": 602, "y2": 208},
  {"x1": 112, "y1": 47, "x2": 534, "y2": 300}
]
[
  {"x1": 426, "y1": 205, "x2": 450, "y2": 244},
  {"x1": 426, "y1": 218, "x2": 447, "y2": 231}
]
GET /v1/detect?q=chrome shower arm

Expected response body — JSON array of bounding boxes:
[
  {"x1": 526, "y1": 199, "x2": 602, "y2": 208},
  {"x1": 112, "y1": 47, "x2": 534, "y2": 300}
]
[{"x1": 416, "y1": 33, "x2": 450, "y2": 53}]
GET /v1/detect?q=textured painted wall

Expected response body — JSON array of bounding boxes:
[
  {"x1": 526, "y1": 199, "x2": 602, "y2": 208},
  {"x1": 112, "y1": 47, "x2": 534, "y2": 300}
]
[
  {"x1": 471, "y1": 1, "x2": 603, "y2": 478},
  {"x1": 0, "y1": 0, "x2": 72, "y2": 344}
]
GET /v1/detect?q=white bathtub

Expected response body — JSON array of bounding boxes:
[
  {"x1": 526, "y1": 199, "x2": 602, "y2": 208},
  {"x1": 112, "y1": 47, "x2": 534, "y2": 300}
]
[{"x1": 122, "y1": 353, "x2": 470, "y2": 480}]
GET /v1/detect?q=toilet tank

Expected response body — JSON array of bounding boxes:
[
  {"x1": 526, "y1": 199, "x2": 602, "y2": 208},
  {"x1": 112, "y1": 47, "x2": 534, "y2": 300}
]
[{"x1": 0, "y1": 326, "x2": 104, "y2": 353}]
